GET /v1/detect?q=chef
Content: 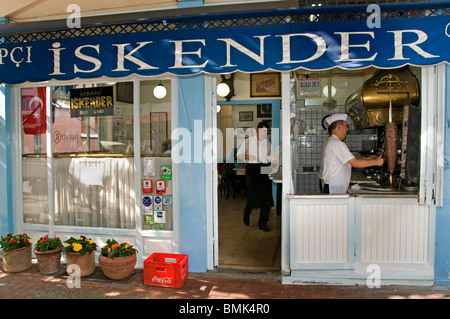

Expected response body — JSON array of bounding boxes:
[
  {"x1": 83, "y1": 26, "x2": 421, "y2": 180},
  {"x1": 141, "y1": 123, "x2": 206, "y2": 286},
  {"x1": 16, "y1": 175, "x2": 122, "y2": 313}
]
[
  {"x1": 236, "y1": 121, "x2": 273, "y2": 232},
  {"x1": 321, "y1": 114, "x2": 384, "y2": 194}
]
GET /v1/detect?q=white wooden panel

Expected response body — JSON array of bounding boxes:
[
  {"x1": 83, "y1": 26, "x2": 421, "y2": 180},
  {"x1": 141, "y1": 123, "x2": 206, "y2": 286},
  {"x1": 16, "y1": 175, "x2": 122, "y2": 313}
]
[
  {"x1": 143, "y1": 239, "x2": 173, "y2": 255},
  {"x1": 362, "y1": 204, "x2": 429, "y2": 263},
  {"x1": 295, "y1": 204, "x2": 348, "y2": 263}
]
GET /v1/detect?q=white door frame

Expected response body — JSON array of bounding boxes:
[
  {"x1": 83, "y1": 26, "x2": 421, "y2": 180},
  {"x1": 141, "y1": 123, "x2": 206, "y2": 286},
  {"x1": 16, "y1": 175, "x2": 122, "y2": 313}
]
[{"x1": 205, "y1": 74, "x2": 219, "y2": 270}]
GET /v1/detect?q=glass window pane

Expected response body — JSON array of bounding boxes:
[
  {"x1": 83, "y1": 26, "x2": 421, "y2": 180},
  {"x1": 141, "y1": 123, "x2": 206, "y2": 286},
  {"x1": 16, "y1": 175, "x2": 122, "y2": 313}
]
[
  {"x1": 22, "y1": 87, "x2": 49, "y2": 224},
  {"x1": 140, "y1": 80, "x2": 173, "y2": 231},
  {"x1": 52, "y1": 83, "x2": 136, "y2": 228}
]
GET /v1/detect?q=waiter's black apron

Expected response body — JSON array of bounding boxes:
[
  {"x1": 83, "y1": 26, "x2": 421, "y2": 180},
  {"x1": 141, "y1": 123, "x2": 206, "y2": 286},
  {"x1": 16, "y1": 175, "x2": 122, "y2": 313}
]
[{"x1": 245, "y1": 163, "x2": 273, "y2": 211}]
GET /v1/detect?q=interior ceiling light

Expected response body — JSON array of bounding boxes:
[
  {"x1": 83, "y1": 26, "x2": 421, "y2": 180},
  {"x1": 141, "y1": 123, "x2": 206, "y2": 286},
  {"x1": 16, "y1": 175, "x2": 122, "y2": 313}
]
[
  {"x1": 323, "y1": 84, "x2": 337, "y2": 98},
  {"x1": 216, "y1": 82, "x2": 230, "y2": 98},
  {"x1": 153, "y1": 82, "x2": 167, "y2": 99}
]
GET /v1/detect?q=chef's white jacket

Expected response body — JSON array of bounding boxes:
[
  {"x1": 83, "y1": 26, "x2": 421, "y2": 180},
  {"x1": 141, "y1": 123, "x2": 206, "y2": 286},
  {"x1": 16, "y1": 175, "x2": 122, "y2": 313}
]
[{"x1": 321, "y1": 135, "x2": 355, "y2": 194}]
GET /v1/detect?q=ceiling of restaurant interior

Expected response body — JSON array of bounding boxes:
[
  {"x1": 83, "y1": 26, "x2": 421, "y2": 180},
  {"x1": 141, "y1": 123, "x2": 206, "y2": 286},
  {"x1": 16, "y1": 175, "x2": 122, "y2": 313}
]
[{"x1": 0, "y1": 0, "x2": 443, "y2": 23}]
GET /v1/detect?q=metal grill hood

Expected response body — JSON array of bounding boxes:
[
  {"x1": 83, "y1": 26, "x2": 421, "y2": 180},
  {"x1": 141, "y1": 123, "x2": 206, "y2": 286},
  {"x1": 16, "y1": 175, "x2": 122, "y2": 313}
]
[{"x1": 345, "y1": 66, "x2": 420, "y2": 130}]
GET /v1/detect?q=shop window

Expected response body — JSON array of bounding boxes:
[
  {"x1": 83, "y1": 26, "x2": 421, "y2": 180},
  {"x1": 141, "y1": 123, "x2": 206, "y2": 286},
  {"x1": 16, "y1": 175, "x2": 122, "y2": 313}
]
[
  {"x1": 22, "y1": 83, "x2": 137, "y2": 228},
  {"x1": 291, "y1": 71, "x2": 365, "y2": 195},
  {"x1": 21, "y1": 80, "x2": 173, "y2": 229},
  {"x1": 52, "y1": 83, "x2": 135, "y2": 228},
  {"x1": 139, "y1": 80, "x2": 173, "y2": 231},
  {"x1": 290, "y1": 67, "x2": 421, "y2": 195}
]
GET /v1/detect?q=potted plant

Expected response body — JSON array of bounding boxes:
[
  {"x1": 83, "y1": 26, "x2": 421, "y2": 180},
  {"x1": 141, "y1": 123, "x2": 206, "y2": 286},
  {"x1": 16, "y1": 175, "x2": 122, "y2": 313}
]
[
  {"x1": 99, "y1": 239, "x2": 138, "y2": 280},
  {"x1": 63, "y1": 235, "x2": 97, "y2": 277},
  {"x1": 34, "y1": 235, "x2": 63, "y2": 274},
  {"x1": 0, "y1": 233, "x2": 32, "y2": 272}
]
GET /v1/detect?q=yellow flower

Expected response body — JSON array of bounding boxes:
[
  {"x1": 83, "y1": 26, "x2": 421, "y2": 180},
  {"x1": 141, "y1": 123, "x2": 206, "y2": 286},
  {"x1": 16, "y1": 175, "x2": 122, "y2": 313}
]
[
  {"x1": 78, "y1": 237, "x2": 84, "y2": 240},
  {"x1": 66, "y1": 243, "x2": 71, "y2": 246},
  {"x1": 88, "y1": 239, "x2": 93, "y2": 245},
  {"x1": 72, "y1": 243, "x2": 83, "y2": 252}
]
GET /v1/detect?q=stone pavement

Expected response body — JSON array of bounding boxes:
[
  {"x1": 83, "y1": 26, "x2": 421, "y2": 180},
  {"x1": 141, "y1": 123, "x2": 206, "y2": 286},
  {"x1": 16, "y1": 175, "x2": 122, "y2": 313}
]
[
  {"x1": 1, "y1": 261, "x2": 450, "y2": 318},
  {"x1": 1, "y1": 261, "x2": 450, "y2": 300}
]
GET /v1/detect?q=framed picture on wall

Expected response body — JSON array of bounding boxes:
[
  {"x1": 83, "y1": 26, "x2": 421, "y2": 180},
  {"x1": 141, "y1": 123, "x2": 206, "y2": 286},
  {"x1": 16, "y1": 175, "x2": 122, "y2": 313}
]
[
  {"x1": 257, "y1": 104, "x2": 272, "y2": 118},
  {"x1": 239, "y1": 111, "x2": 253, "y2": 122},
  {"x1": 250, "y1": 72, "x2": 281, "y2": 97},
  {"x1": 116, "y1": 82, "x2": 133, "y2": 104}
]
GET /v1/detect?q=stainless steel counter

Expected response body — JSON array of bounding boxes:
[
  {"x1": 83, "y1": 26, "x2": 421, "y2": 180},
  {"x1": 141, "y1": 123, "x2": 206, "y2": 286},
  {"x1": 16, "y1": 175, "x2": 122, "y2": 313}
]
[
  {"x1": 348, "y1": 169, "x2": 418, "y2": 198},
  {"x1": 348, "y1": 189, "x2": 418, "y2": 198}
]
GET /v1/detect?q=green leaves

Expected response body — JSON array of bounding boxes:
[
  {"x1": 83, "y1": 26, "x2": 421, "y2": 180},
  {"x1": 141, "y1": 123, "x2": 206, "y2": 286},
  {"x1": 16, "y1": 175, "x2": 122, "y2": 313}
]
[
  {"x1": 34, "y1": 235, "x2": 62, "y2": 251},
  {"x1": 0, "y1": 233, "x2": 31, "y2": 252},
  {"x1": 63, "y1": 235, "x2": 97, "y2": 256},
  {"x1": 100, "y1": 239, "x2": 138, "y2": 259}
]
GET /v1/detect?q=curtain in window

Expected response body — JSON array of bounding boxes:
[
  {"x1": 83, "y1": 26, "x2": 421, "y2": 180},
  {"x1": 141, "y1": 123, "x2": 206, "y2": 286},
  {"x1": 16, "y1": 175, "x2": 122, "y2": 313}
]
[
  {"x1": 23, "y1": 157, "x2": 49, "y2": 224},
  {"x1": 54, "y1": 157, "x2": 135, "y2": 228}
]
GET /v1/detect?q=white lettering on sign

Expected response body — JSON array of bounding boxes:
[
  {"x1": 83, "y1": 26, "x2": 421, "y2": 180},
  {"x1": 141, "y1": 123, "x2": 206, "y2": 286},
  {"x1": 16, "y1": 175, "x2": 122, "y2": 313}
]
[
  {"x1": 388, "y1": 30, "x2": 440, "y2": 60},
  {"x1": 217, "y1": 35, "x2": 268, "y2": 67},
  {"x1": 276, "y1": 33, "x2": 326, "y2": 64},
  {"x1": 335, "y1": 32, "x2": 378, "y2": 62},
  {"x1": 49, "y1": 42, "x2": 66, "y2": 75},
  {"x1": 170, "y1": 39, "x2": 209, "y2": 69},
  {"x1": 0, "y1": 46, "x2": 32, "y2": 67},
  {"x1": 112, "y1": 41, "x2": 158, "y2": 71},
  {"x1": 152, "y1": 276, "x2": 173, "y2": 284},
  {"x1": 48, "y1": 32, "x2": 441, "y2": 75},
  {"x1": 74, "y1": 44, "x2": 101, "y2": 73}
]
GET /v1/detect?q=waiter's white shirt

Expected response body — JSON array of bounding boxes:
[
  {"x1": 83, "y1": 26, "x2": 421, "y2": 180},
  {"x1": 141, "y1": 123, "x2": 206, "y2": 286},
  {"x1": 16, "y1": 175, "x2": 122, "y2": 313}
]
[
  {"x1": 236, "y1": 135, "x2": 272, "y2": 164},
  {"x1": 321, "y1": 134, "x2": 355, "y2": 194}
]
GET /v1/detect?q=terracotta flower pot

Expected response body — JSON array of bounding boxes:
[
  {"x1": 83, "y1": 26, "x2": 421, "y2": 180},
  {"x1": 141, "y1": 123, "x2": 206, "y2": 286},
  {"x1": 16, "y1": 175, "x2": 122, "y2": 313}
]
[
  {"x1": 1, "y1": 245, "x2": 32, "y2": 273},
  {"x1": 34, "y1": 246, "x2": 63, "y2": 275},
  {"x1": 99, "y1": 254, "x2": 136, "y2": 280},
  {"x1": 65, "y1": 251, "x2": 95, "y2": 277}
]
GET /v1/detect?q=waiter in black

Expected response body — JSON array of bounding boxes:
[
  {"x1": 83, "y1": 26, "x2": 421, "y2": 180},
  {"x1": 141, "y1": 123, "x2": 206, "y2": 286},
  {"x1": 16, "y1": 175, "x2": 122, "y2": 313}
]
[{"x1": 236, "y1": 122, "x2": 273, "y2": 232}]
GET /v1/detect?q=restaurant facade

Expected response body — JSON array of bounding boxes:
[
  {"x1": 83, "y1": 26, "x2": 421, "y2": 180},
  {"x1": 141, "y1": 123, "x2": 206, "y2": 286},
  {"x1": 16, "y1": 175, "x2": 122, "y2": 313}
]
[{"x1": 1, "y1": 0, "x2": 450, "y2": 285}]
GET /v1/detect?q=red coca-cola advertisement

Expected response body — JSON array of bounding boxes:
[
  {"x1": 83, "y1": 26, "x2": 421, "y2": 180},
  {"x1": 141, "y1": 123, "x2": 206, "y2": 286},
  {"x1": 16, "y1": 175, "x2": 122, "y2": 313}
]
[
  {"x1": 152, "y1": 276, "x2": 173, "y2": 285},
  {"x1": 22, "y1": 87, "x2": 46, "y2": 135}
]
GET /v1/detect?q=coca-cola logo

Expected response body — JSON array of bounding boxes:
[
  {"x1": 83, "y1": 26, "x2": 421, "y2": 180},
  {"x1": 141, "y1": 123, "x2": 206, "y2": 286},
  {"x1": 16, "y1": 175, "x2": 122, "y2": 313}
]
[{"x1": 152, "y1": 276, "x2": 172, "y2": 284}]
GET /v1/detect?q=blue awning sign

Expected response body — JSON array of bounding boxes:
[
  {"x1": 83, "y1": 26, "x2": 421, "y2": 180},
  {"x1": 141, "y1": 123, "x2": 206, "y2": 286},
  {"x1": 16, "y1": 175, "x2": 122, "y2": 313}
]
[{"x1": 0, "y1": 14, "x2": 449, "y2": 84}]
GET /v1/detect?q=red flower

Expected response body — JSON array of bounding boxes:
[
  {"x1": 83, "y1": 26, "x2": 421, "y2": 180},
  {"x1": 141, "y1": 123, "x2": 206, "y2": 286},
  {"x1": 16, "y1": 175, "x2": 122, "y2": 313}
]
[
  {"x1": 24, "y1": 239, "x2": 29, "y2": 243},
  {"x1": 9, "y1": 238, "x2": 15, "y2": 243},
  {"x1": 19, "y1": 234, "x2": 23, "y2": 237}
]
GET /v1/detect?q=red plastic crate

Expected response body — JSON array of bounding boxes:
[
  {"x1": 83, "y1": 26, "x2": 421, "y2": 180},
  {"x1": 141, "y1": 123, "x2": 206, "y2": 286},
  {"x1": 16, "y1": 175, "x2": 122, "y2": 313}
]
[{"x1": 143, "y1": 253, "x2": 188, "y2": 288}]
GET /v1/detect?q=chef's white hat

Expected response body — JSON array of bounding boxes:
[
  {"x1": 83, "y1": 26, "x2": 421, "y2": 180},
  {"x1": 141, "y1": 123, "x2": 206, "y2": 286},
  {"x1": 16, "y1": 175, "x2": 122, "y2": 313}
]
[{"x1": 326, "y1": 113, "x2": 347, "y2": 125}]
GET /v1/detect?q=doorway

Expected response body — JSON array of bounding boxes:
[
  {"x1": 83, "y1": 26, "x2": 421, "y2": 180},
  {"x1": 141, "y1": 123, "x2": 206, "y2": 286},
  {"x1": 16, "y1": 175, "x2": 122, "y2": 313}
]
[{"x1": 216, "y1": 100, "x2": 281, "y2": 271}]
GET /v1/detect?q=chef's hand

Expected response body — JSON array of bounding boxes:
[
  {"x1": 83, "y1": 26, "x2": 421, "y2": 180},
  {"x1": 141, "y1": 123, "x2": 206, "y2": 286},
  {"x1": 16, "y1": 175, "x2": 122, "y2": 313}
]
[{"x1": 375, "y1": 155, "x2": 384, "y2": 166}]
